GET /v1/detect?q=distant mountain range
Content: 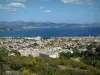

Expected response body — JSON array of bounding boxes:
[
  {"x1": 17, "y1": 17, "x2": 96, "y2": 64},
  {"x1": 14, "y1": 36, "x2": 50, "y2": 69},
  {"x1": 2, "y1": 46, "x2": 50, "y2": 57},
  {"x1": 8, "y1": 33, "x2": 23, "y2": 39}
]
[{"x1": 0, "y1": 21, "x2": 100, "y2": 30}]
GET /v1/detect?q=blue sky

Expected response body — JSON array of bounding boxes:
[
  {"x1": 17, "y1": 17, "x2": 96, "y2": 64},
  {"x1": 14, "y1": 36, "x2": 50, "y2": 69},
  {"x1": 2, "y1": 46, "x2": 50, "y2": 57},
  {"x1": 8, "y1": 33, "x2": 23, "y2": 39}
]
[{"x1": 0, "y1": 0, "x2": 100, "y2": 23}]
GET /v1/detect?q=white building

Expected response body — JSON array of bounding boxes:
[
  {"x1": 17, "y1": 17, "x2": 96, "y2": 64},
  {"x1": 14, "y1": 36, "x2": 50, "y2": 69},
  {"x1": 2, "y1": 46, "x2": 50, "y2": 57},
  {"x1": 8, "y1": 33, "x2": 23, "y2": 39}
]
[
  {"x1": 8, "y1": 53, "x2": 15, "y2": 56},
  {"x1": 18, "y1": 48, "x2": 40, "y2": 57},
  {"x1": 39, "y1": 47, "x2": 65, "y2": 58},
  {"x1": 34, "y1": 36, "x2": 41, "y2": 40},
  {"x1": 40, "y1": 52, "x2": 59, "y2": 58}
]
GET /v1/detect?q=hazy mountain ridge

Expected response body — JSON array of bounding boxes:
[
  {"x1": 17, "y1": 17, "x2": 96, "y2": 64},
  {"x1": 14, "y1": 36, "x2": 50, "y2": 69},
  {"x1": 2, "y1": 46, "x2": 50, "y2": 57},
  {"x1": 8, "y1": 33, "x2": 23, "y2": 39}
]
[{"x1": 0, "y1": 21, "x2": 100, "y2": 30}]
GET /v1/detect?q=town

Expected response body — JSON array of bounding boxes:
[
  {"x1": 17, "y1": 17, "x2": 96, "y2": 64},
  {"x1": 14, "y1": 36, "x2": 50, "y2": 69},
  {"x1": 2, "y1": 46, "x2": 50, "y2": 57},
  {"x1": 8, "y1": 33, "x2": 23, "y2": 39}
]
[{"x1": 0, "y1": 36, "x2": 100, "y2": 58}]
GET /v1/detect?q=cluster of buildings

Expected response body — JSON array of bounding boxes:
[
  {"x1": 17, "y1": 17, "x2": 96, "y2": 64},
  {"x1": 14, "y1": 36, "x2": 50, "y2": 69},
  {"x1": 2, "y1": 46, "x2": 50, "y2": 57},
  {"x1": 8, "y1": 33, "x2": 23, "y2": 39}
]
[{"x1": 0, "y1": 36, "x2": 100, "y2": 58}]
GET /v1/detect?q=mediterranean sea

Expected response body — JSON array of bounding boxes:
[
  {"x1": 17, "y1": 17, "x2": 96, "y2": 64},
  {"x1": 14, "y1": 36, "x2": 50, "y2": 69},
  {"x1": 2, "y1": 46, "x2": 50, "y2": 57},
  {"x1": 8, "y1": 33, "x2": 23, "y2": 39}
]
[{"x1": 0, "y1": 27, "x2": 100, "y2": 37}]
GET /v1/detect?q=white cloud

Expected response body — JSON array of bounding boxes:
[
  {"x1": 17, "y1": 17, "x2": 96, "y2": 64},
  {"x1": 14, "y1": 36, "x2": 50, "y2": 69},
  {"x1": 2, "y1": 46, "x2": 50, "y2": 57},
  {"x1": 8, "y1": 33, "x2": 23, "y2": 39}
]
[
  {"x1": 9, "y1": 0, "x2": 94, "y2": 4},
  {"x1": 40, "y1": 7, "x2": 53, "y2": 13},
  {"x1": 8, "y1": 3, "x2": 26, "y2": 8},
  {"x1": 0, "y1": 7, "x2": 16, "y2": 11},
  {"x1": 40, "y1": 6, "x2": 44, "y2": 10},
  {"x1": 44, "y1": 10, "x2": 52, "y2": 12},
  {"x1": 0, "y1": 3, "x2": 25, "y2": 11},
  {"x1": 9, "y1": 0, "x2": 41, "y2": 2},
  {"x1": 9, "y1": 0, "x2": 26, "y2": 2},
  {"x1": 0, "y1": 4, "x2": 16, "y2": 11},
  {"x1": 60, "y1": 0, "x2": 74, "y2": 3},
  {"x1": 60, "y1": 0, "x2": 94, "y2": 4}
]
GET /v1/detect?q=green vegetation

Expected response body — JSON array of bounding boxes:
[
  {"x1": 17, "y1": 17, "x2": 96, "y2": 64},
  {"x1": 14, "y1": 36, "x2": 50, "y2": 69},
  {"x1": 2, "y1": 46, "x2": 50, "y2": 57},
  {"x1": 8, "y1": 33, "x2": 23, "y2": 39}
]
[
  {"x1": 0, "y1": 43, "x2": 100, "y2": 75},
  {"x1": 4, "y1": 56, "x2": 99, "y2": 75},
  {"x1": 0, "y1": 48, "x2": 9, "y2": 75},
  {"x1": 59, "y1": 44, "x2": 100, "y2": 75}
]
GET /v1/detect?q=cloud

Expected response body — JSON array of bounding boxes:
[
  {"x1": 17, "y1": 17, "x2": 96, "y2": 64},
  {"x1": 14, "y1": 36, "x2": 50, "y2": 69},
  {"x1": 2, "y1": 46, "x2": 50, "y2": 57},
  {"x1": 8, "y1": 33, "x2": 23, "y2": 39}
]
[
  {"x1": 9, "y1": 0, "x2": 41, "y2": 2},
  {"x1": 8, "y1": 3, "x2": 26, "y2": 8},
  {"x1": 60, "y1": 0, "x2": 94, "y2": 4},
  {"x1": 0, "y1": 4, "x2": 16, "y2": 11},
  {"x1": 40, "y1": 7, "x2": 52, "y2": 12},
  {"x1": 8, "y1": 0, "x2": 26, "y2": 2},
  {"x1": 40, "y1": 6, "x2": 44, "y2": 10},
  {"x1": 60, "y1": 0, "x2": 74, "y2": 3},
  {"x1": 44, "y1": 10, "x2": 52, "y2": 12},
  {"x1": 40, "y1": 6, "x2": 53, "y2": 13},
  {"x1": 0, "y1": 3, "x2": 25, "y2": 11}
]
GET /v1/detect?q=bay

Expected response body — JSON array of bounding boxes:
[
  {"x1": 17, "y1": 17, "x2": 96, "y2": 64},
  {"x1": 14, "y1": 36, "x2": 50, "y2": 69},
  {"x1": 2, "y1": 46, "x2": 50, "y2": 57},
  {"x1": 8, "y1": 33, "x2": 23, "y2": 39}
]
[{"x1": 0, "y1": 27, "x2": 100, "y2": 37}]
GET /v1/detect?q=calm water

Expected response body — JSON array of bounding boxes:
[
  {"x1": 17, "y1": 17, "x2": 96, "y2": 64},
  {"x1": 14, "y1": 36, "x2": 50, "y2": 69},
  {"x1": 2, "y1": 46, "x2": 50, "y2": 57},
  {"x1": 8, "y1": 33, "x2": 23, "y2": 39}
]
[{"x1": 0, "y1": 27, "x2": 100, "y2": 37}]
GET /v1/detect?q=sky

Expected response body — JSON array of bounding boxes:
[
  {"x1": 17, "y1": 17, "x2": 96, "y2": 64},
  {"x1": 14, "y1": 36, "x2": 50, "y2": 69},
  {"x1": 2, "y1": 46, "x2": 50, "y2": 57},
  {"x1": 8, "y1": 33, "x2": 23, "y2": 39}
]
[{"x1": 0, "y1": 0, "x2": 100, "y2": 24}]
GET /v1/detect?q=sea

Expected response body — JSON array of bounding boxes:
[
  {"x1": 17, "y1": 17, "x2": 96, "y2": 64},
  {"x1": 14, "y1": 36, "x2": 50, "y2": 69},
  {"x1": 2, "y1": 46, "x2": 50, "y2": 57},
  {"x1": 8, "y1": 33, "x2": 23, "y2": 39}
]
[{"x1": 0, "y1": 27, "x2": 100, "y2": 37}]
